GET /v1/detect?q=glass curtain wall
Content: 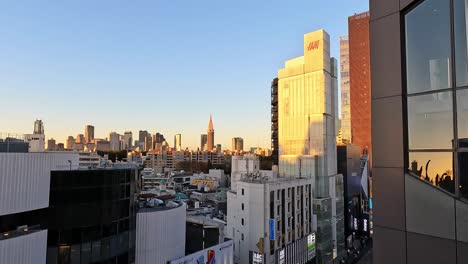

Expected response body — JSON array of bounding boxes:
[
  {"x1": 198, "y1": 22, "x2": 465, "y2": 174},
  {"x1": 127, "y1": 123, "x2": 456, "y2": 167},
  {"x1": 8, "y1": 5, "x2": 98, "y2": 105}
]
[{"x1": 405, "y1": 0, "x2": 468, "y2": 198}]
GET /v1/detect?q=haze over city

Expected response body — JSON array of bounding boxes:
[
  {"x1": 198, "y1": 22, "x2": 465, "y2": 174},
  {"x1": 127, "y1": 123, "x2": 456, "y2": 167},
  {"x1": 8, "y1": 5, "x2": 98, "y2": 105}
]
[{"x1": 0, "y1": 0, "x2": 368, "y2": 149}]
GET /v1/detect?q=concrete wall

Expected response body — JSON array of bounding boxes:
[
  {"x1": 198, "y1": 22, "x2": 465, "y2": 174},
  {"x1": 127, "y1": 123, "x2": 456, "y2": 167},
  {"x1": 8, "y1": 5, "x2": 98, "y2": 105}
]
[
  {"x1": 0, "y1": 153, "x2": 79, "y2": 216},
  {"x1": 0, "y1": 230, "x2": 47, "y2": 264},
  {"x1": 135, "y1": 205, "x2": 186, "y2": 264}
]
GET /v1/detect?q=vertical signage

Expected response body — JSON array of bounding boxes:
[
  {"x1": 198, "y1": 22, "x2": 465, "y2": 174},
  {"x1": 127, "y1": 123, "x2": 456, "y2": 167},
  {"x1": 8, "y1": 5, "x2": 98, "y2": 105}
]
[
  {"x1": 307, "y1": 233, "x2": 316, "y2": 260},
  {"x1": 269, "y1": 219, "x2": 275, "y2": 241}
]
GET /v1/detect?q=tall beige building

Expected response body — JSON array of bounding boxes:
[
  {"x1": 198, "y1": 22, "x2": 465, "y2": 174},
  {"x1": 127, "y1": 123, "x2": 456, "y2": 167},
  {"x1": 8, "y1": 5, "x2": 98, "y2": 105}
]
[
  {"x1": 278, "y1": 29, "x2": 338, "y2": 182},
  {"x1": 339, "y1": 36, "x2": 351, "y2": 144},
  {"x1": 277, "y1": 29, "x2": 342, "y2": 263}
]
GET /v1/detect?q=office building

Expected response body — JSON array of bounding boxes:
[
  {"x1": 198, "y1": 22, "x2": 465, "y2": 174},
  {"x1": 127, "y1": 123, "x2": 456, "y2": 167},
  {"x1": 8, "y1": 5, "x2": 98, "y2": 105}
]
[
  {"x1": 66, "y1": 136, "x2": 74, "y2": 150},
  {"x1": 349, "y1": 12, "x2": 371, "y2": 158},
  {"x1": 95, "y1": 139, "x2": 111, "y2": 152},
  {"x1": 138, "y1": 130, "x2": 148, "y2": 151},
  {"x1": 370, "y1": 0, "x2": 468, "y2": 263},
  {"x1": 207, "y1": 115, "x2": 215, "y2": 151},
  {"x1": 271, "y1": 77, "x2": 279, "y2": 166},
  {"x1": 277, "y1": 29, "x2": 343, "y2": 263},
  {"x1": 85, "y1": 125, "x2": 94, "y2": 144},
  {"x1": 144, "y1": 134, "x2": 152, "y2": 152},
  {"x1": 109, "y1": 132, "x2": 120, "y2": 151},
  {"x1": 124, "y1": 131, "x2": 133, "y2": 150},
  {"x1": 227, "y1": 155, "x2": 316, "y2": 264},
  {"x1": 200, "y1": 134, "x2": 207, "y2": 151},
  {"x1": 0, "y1": 152, "x2": 138, "y2": 264},
  {"x1": 75, "y1": 134, "x2": 85, "y2": 145},
  {"x1": 0, "y1": 152, "x2": 79, "y2": 264},
  {"x1": 232, "y1": 137, "x2": 244, "y2": 153},
  {"x1": 48, "y1": 168, "x2": 137, "y2": 263},
  {"x1": 24, "y1": 134, "x2": 45, "y2": 152},
  {"x1": 339, "y1": 36, "x2": 351, "y2": 144},
  {"x1": 47, "y1": 138, "x2": 56, "y2": 151},
  {"x1": 34, "y1": 119, "x2": 44, "y2": 135},
  {"x1": 174, "y1": 134, "x2": 182, "y2": 151}
]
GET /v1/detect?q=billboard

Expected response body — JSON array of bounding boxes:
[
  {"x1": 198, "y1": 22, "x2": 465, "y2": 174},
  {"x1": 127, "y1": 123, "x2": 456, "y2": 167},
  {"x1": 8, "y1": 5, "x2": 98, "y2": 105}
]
[{"x1": 170, "y1": 240, "x2": 233, "y2": 264}]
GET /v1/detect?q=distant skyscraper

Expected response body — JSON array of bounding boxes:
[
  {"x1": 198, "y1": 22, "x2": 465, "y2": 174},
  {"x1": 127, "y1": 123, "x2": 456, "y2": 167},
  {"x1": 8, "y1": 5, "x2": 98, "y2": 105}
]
[
  {"x1": 138, "y1": 130, "x2": 148, "y2": 144},
  {"x1": 155, "y1": 133, "x2": 165, "y2": 144},
  {"x1": 216, "y1": 144, "x2": 221, "y2": 154},
  {"x1": 232, "y1": 137, "x2": 244, "y2": 152},
  {"x1": 33, "y1": 119, "x2": 44, "y2": 134},
  {"x1": 109, "y1": 132, "x2": 120, "y2": 151},
  {"x1": 200, "y1": 134, "x2": 207, "y2": 151},
  {"x1": 123, "y1": 131, "x2": 133, "y2": 149},
  {"x1": 174, "y1": 134, "x2": 182, "y2": 151},
  {"x1": 349, "y1": 12, "x2": 371, "y2": 158},
  {"x1": 85, "y1": 125, "x2": 95, "y2": 144},
  {"x1": 271, "y1": 77, "x2": 279, "y2": 165},
  {"x1": 47, "y1": 138, "x2": 56, "y2": 151},
  {"x1": 207, "y1": 115, "x2": 215, "y2": 151},
  {"x1": 339, "y1": 35, "x2": 352, "y2": 144},
  {"x1": 66, "y1": 136, "x2": 75, "y2": 150},
  {"x1": 144, "y1": 134, "x2": 152, "y2": 152},
  {"x1": 75, "y1": 134, "x2": 85, "y2": 144}
]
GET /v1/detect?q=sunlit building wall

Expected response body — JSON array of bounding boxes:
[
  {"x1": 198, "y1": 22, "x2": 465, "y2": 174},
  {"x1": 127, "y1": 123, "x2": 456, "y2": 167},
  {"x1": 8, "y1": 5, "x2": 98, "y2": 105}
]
[
  {"x1": 277, "y1": 29, "x2": 341, "y2": 264},
  {"x1": 339, "y1": 36, "x2": 351, "y2": 144},
  {"x1": 349, "y1": 12, "x2": 371, "y2": 158},
  {"x1": 278, "y1": 29, "x2": 338, "y2": 185}
]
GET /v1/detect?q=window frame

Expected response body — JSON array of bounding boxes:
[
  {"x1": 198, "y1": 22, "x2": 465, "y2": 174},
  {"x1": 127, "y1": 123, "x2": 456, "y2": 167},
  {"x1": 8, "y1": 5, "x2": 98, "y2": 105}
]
[{"x1": 402, "y1": 0, "x2": 461, "y2": 197}]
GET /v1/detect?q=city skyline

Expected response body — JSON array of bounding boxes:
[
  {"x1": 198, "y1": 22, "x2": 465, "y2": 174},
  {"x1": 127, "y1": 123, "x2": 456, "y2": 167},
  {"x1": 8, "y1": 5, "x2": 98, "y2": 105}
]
[{"x1": 0, "y1": 0, "x2": 368, "y2": 150}]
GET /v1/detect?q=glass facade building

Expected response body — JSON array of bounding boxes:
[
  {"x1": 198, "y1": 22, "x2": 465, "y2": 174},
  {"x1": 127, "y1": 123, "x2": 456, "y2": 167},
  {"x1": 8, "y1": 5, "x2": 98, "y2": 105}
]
[
  {"x1": 371, "y1": 0, "x2": 468, "y2": 263},
  {"x1": 339, "y1": 36, "x2": 352, "y2": 145},
  {"x1": 404, "y1": 0, "x2": 468, "y2": 198},
  {"x1": 46, "y1": 169, "x2": 137, "y2": 264}
]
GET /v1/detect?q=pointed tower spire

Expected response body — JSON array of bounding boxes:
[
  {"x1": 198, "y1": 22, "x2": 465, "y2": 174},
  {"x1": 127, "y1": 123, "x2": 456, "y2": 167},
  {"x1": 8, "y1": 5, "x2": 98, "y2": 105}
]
[
  {"x1": 208, "y1": 114, "x2": 214, "y2": 131},
  {"x1": 207, "y1": 114, "x2": 215, "y2": 151}
]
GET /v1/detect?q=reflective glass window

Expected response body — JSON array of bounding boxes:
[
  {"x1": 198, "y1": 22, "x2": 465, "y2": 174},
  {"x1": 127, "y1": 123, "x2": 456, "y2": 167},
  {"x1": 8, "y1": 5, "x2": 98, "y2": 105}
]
[
  {"x1": 405, "y1": 0, "x2": 451, "y2": 94},
  {"x1": 455, "y1": 0, "x2": 468, "y2": 86},
  {"x1": 409, "y1": 152, "x2": 454, "y2": 193},
  {"x1": 408, "y1": 92, "x2": 453, "y2": 149}
]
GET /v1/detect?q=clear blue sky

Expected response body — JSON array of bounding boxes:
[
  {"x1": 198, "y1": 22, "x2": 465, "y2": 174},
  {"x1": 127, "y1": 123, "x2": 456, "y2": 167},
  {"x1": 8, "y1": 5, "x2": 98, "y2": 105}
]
[{"x1": 0, "y1": 0, "x2": 368, "y2": 150}]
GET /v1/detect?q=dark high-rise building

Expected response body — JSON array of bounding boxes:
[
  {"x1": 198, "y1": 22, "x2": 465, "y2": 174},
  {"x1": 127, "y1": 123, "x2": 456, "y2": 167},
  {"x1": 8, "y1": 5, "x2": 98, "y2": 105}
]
[
  {"x1": 349, "y1": 12, "x2": 371, "y2": 160},
  {"x1": 271, "y1": 77, "x2": 279, "y2": 166},
  {"x1": 0, "y1": 153, "x2": 137, "y2": 264},
  {"x1": 207, "y1": 115, "x2": 214, "y2": 152},
  {"x1": 85, "y1": 125, "x2": 95, "y2": 144},
  {"x1": 371, "y1": 0, "x2": 468, "y2": 263},
  {"x1": 138, "y1": 131, "x2": 148, "y2": 146},
  {"x1": 200, "y1": 134, "x2": 207, "y2": 151},
  {"x1": 47, "y1": 168, "x2": 137, "y2": 263}
]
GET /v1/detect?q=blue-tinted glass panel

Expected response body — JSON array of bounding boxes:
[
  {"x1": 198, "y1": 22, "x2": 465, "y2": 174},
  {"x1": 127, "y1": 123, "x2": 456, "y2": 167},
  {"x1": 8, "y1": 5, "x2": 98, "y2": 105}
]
[
  {"x1": 455, "y1": 0, "x2": 468, "y2": 86},
  {"x1": 408, "y1": 92, "x2": 453, "y2": 149},
  {"x1": 409, "y1": 152, "x2": 454, "y2": 193},
  {"x1": 406, "y1": 0, "x2": 451, "y2": 94}
]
